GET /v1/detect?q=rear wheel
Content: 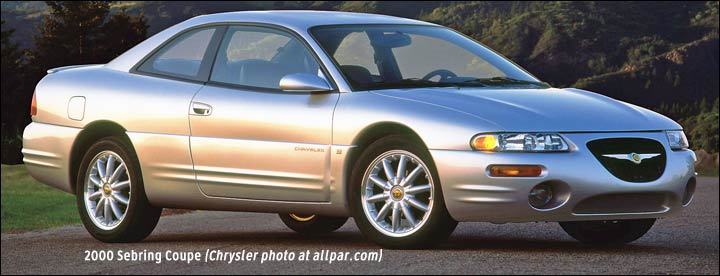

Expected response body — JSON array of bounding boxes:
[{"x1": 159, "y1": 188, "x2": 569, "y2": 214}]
[
  {"x1": 76, "y1": 136, "x2": 161, "y2": 242},
  {"x1": 559, "y1": 219, "x2": 656, "y2": 244},
  {"x1": 278, "y1": 213, "x2": 348, "y2": 234},
  {"x1": 351, "y1": 135, "x2": 457, "y2": 249}
]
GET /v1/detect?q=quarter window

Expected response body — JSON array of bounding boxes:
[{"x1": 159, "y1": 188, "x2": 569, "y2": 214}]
[
  {"x1": 210, "y1": 26, "x2": 325, "y2": 90},
  {"x1": 138, "y1": 27, "x2": 218, "y2": 80}
]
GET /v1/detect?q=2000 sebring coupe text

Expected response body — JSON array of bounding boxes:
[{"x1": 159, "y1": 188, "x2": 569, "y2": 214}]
[{"x1": 23, "y1": 11, "x2": 696, "y2": 248}]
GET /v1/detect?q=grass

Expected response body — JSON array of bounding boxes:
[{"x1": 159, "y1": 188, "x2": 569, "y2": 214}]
[
  {"x1": 1, "y1": 165, "x2": 80, "y2": 232},
  {"x1": 697, "y1": 168, "x2": 720, "y2": 177}
]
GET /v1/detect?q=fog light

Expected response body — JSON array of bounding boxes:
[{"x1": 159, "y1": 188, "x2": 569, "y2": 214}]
[{"x1": 529, "y1": 184, "x2": 553, "y2": 208}]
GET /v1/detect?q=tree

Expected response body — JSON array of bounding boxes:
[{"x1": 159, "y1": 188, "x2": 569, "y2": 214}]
[
  {"x1": 27, "y1": 1, "x2": 110, "y2": 71},
  {"x1": 1, "y1": 20, "x2": 26, "y2": 164},
  {"x1": 97, "y1": 9, "x2": 148, "y2": 62},
  {"x1": 1, "y1": 20, "x2": 23, "y2": 119},
  {"x1": 26, "y1": 1, "x2": 148, "y2": 74},
  {"x1": 2, "y1": 1, "x2": 149, "y2": 164}
]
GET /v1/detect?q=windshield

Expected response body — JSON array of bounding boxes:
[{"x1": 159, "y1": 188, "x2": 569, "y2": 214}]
[{"x1": 311, "y1": 25, "x2": 548, "y2": 91}]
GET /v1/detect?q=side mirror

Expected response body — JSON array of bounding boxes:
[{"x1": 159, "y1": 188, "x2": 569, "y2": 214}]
[{"x1": 279, "y1": 73, "x2": 332, "y2": 93}]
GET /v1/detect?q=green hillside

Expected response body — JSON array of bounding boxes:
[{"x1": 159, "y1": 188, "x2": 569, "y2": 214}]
[{"x1": 2, "y1": 1, "x2": 718, "y2": 164}]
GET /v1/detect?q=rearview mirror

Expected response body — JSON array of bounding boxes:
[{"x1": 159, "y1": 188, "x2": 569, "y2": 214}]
[
  {"x1": 279, "y1": 73, "x2": 332, "y2": 93},
  {"x1": 378, "y1": 32, "x2": 411, "y2": 48}
]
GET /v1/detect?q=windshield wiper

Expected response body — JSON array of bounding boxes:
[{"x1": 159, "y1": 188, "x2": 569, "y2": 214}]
[
  {"x1": 460, "y1": 77, "x2": 550, "y2": 88},
  {"x1": 364, "y1": 78, "x2": 458, "y2": 90},
  {"x1": 362, "y1": 77, "x2": 549, "y2": 90}
]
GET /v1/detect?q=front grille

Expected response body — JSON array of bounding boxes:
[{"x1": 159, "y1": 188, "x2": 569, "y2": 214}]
[
  {"x1": 573, "y1": 193, "x2": 668, "y2": 214},
  {"x1": 587, "y1": 138, "x2": 666, "y2": 182}
]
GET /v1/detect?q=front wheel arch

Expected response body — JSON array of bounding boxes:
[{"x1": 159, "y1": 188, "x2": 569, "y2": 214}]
[
  {"x1": 344, "y1": 122, "x2": 427, "y2": 207},
  {"x1": 349, "y1": 134, "x2": 457, "y2": 248}
]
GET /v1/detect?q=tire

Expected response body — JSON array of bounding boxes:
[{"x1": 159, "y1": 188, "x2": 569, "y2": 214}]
[
  {"x1": 350, "y1": 135, "x2": 457, "y2": 249},
  {"x1": 559, "y1": 219, "x2": 656, "y2": 244},
  {"x1": 278, "y1": 213, "x2": 348, "y2": 234},
  {"x1": 75, "y1": 136, "x2": 162, "y2": 243}
]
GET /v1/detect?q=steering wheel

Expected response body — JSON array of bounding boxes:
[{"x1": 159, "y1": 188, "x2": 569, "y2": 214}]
[{"x1": 421, "y1": 69, "x2": 457, "y2": 82}]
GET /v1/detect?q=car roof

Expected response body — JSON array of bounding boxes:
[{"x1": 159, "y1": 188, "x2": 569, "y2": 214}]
[
  {"x1": 194, "y1": 10, "x2": 435, "y2": 29},
  {"x1": 105, "y1": 10, "x2": 435, "y2": 72}
]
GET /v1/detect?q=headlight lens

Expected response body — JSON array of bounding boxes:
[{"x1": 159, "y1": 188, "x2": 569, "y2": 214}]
[
  {"x1": 666, "y1": 130, "x2": 689, "y2": 150},
  {"x1": 471, "y1": 133, "x2": 569, "y2": 152}
]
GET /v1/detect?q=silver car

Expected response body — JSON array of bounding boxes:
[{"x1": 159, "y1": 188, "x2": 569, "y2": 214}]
[{"x1": 23, "y1": 11, "x2": 696, "y2": 248}]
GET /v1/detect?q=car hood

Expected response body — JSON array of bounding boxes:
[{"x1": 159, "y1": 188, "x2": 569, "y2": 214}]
[{"x1": 370, "y1": 87, "x2": 680, "y2": 132}]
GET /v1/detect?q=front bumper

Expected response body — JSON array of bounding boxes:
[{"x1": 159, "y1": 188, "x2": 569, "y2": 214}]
[{"x1": 430, "y1": 132, "x2": 696, "y2": 222}]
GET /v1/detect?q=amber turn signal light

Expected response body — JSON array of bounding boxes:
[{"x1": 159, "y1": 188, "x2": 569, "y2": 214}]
[
  {"x1": 488, "y1": 165, "x2": 543, "y2": 177},
  {"x1": 30, "y1": 90, "x2": 37, "y2": 117},
  {"x1": 471, "y1": 134, "x2": 498, "y2": 151}
]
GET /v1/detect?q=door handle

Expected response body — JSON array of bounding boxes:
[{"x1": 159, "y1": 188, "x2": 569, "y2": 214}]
[{"x1": 190, "y1": 102, "x2": 212, "y2": 116}]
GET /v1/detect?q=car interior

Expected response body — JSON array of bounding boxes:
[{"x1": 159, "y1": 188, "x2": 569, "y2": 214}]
[{"x1": 211, "y1": 38, "x2": 321, "y2": 89}]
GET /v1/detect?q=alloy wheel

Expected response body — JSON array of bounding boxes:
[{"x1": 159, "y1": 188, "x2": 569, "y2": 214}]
[
  {"x1": 361, "y1": 150, "x2": 434, "y2": 237},
  {"x1": 83, "y1": 150, "x2": 131, "y2": 230}
]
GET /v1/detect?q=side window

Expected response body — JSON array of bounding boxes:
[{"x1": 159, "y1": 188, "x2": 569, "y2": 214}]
[
  {"x1": 138, "y1": 27, "x2": 217, "y2": 79},
  {"x1": 210, "y1": 26, "x2": 325, "y2": 90}
]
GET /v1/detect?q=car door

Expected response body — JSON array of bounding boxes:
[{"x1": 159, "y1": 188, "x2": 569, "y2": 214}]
[
  {"x1": 189, "y1": 25, "x2": 339, "y2": 202},
  {"x1": 125, "y1": 25, "x2": 225, "y2": 205}
]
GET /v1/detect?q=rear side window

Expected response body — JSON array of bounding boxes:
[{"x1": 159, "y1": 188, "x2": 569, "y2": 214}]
[
  {"x1": 210, "y1": 26, "x2": 325, "y2": 90},
  {"x1": 138, "y1": 27, "x2": 219, "y2": 80}
]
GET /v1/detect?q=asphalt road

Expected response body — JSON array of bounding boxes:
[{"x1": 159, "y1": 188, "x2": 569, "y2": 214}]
[{"x1": 2, "y1": 177, "x2": 718, "y2": 274}]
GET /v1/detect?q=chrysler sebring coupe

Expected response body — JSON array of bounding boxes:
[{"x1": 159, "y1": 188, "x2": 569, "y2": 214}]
[{"x1": 23, "y1": 11, "x2": 696, "y2": 248}]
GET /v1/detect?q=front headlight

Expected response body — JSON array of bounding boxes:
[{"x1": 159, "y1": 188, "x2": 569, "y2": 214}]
[
  {"x1": 666, "y1": 130, "x2": 689, "y2": 150},
  {"x1": 471, "y1": 133, "x2": 570, "y2": 152}
]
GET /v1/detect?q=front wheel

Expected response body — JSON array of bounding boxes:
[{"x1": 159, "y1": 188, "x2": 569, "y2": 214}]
[
  {"x1": 351, "y1": 135, "x2": 457, "y2": 249},
  {"x1": 559, "y1": 219, "x2": 656, "y2": 244},
  {"x1": 76, "y1": 136, "x2": 162, "y2": 242},
  {"x1": 278, "y1": 213, "x2": 348, "y2": 234}
]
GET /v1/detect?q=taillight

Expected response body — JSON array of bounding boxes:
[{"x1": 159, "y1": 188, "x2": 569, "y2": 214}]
[{"x1": 30, "y1": 90, "x2": 37, "y2": 116}]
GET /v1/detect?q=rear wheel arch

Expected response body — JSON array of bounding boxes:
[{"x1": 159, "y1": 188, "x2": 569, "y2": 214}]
[{"x1": 69, "y1": 120, "x2": 135, "y2": 194}]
